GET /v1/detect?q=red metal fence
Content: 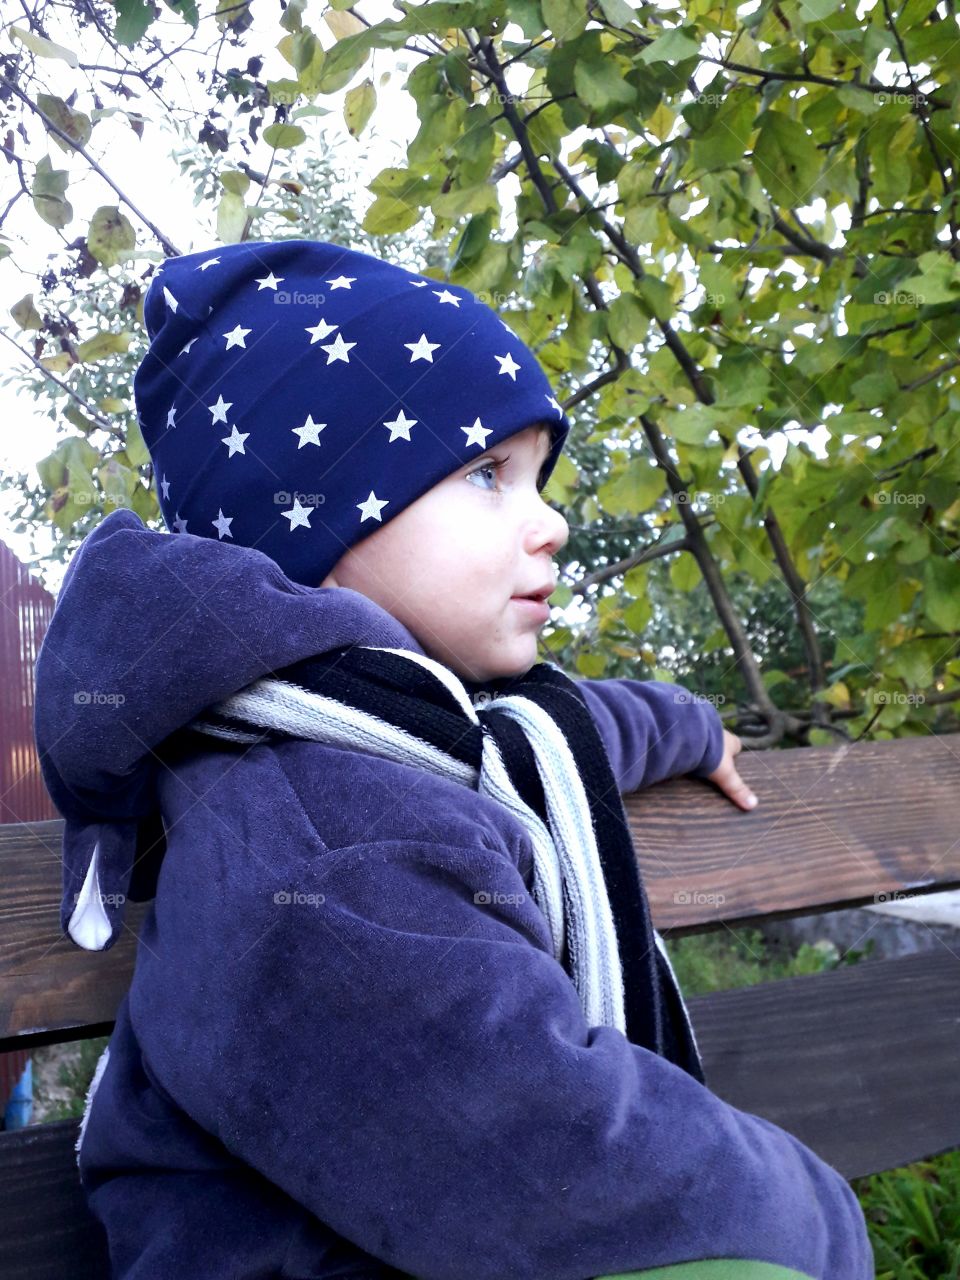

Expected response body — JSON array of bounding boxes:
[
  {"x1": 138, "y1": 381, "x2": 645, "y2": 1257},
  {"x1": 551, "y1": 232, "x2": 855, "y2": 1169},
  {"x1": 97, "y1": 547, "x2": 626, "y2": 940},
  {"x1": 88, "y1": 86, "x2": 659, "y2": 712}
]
[
  {"x1": 0, "y1": 538, "x2": 58, "y2": 1126},
  {"x1": 0, "y1": 538, "x2": 57, "y2": 825}
]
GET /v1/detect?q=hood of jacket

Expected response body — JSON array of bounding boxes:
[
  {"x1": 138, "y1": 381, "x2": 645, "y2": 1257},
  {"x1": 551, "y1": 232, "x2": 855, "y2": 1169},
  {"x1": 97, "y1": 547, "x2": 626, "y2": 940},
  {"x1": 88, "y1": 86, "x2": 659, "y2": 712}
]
[{"x1": 34, "y1": 507, "x2": 432, "y2": 951}]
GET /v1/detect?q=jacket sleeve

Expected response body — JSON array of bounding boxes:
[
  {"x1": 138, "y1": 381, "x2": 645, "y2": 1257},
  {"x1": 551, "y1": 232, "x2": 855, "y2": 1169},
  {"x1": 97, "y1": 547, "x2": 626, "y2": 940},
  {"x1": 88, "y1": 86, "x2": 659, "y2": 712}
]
[
  {"x1": 149, "y1": 836, "x2": 874, "y2": 1280},
  {"x1": 574, "y1": 676, "x2": 726, "y2": 794}
]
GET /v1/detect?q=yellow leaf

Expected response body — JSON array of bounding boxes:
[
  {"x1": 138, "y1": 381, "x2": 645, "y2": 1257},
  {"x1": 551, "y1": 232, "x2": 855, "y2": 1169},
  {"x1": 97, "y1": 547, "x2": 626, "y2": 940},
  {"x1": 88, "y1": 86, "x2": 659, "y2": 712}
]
[
  {"x1": 10, "y1": 26, "x2": 78, "y2": 66},
  {"x1": 324, "y1": 8, "x2": 365, "y2": 38}
]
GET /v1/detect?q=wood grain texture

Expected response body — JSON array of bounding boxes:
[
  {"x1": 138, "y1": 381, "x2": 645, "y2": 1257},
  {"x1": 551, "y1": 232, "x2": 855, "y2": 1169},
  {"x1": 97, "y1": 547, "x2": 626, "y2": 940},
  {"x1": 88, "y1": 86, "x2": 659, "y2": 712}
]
[
  {"x1": 0, "y1": 1119, "x2": 109, "y2": 1279},
  {"x1": 691, "y1": 949, "x2": 960, "y2": 1179},
  {"x1": 4, "y1": 736, "x2": 960, "y2": 1042},
  {"x1": 626, "y1": 735, "x2": 960, "y2": 932}
]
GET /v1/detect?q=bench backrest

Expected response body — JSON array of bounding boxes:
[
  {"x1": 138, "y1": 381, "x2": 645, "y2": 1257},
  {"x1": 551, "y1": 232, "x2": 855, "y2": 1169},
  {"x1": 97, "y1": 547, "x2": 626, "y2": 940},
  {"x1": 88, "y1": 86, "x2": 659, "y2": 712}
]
[{"x1": 2, "y1": 735, "x2": 960, "y2": 1277}]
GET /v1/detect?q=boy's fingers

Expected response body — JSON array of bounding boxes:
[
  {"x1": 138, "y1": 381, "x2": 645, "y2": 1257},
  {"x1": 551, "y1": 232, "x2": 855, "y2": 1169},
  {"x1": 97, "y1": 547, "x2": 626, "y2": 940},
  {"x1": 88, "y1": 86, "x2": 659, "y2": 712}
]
[{"x1": 719, "y1": 766, "x2": 758, "y2": 811}]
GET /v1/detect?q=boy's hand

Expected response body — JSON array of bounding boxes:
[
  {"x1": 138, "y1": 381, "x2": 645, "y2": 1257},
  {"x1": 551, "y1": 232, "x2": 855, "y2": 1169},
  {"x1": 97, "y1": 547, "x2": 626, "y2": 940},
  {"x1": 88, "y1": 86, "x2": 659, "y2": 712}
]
[{"x1": 705, "y1": 729, "x2": 758, "y2": 811}]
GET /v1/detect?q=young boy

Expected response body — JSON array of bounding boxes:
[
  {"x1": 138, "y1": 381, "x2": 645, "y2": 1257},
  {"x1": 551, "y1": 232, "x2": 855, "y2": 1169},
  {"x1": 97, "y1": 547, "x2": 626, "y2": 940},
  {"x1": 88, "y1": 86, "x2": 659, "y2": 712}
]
[{"x1": 34, "y1": 239, "x2": 873, "y2": 1279}]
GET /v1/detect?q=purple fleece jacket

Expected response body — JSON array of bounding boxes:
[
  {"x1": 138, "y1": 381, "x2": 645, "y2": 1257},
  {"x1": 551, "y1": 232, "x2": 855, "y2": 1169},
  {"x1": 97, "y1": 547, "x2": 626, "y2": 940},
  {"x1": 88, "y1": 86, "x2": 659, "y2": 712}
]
[{"x1": 33, "y1": 509, "x2": 873, "y2": 1280}]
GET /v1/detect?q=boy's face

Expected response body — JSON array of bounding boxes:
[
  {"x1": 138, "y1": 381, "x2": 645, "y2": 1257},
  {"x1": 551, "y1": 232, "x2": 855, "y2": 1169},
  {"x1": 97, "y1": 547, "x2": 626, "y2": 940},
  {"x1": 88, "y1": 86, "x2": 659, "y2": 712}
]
[{"x1": 320, "y1": 424, "x2": 569, "y2": 683}]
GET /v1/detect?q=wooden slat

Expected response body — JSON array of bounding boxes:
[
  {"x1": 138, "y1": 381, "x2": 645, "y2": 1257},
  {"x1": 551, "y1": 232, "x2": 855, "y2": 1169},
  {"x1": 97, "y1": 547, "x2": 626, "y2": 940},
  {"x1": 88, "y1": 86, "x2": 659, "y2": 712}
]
[
  {"x1": 630, "y1": 735, "x2": 960, "y2": 931},
  {"x1": 3, "y1": 736, "x2": 960, "y2": 1043},
  {"x1": 691, "y1": 949, "x2": 960, "y2": 1180},
  {"x1": 0, "y1": 820, "x2": 147, "y2": 1047},
  {"x1": 0, "y1": 1119, "x2": 109, "y2": 1279}
]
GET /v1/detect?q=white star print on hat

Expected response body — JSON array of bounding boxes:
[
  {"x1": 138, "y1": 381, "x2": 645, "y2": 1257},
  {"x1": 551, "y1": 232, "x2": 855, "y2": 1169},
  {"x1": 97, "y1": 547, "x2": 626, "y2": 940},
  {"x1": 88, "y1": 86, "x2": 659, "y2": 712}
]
[
  {"x1": 405, "y1": 334, "x2": 441, "y2": 363},
  {"x1": 357, "y1": 491, "x2": 388, "y2": 522}
]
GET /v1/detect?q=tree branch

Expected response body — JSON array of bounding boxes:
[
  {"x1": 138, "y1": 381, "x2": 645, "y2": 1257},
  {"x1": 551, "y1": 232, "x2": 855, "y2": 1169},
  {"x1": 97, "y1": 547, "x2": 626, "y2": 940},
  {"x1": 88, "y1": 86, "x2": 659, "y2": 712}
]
[{"x1": 1, "y1": 75, "x2": 182, "y2": 257}]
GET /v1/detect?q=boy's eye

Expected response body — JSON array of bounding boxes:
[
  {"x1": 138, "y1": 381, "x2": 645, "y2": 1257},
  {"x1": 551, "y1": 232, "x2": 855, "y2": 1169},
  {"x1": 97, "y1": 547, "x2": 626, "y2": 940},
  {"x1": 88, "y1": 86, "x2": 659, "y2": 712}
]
[{"x1": 466, "y1": 456, "x2": 508, "y2": 490}]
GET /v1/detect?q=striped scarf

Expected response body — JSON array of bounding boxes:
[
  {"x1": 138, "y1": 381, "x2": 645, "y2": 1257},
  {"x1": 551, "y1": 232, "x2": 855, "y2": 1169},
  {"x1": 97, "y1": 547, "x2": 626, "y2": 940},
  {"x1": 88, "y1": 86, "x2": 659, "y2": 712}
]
[{"x1": 186, "y1": 644, "x2": 705, "y2": 1083}]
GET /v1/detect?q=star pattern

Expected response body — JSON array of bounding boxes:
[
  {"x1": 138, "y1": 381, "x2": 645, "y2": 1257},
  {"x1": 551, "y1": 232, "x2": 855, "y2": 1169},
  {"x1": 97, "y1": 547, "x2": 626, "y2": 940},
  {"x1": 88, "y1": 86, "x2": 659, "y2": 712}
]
[
  {"x1": 306, "y1": 319, "x2": 338, "y2": 343},
  {"x1": 357, "y1": 491, "x2": 388, "y2": 522},
  {"x1": 495, "y1": 351, "x2": 521, "y2": 380},
  {"x1": 282, "y1": 497, "x2": 312, "y2": 530},
  {"x1": 224, "y1": 324, "x2": 252, "y2": 350},
  {"x1": 320, "y1": 333, "x2": 356, "y2": 364},
  {"x1": 221, "y1": 425, "x2": 249, "y2": 457},
  {"x1": 405, "y1": 333, "x2": 440, "y2": 363},
  {"x1": 144, "y1": 253, "x2": 569, "y2": 553},
  {"x1": 383, "y1": 409, "x2": 417, "y2": 442},
  {"x1": 293, "y1": 416, "x2": 326, "y2": 448},
  {"x1": 209, "y1": 394, "x2": 232, "y2": 425},
  {"x1": 462, "y1": 419, "x2": 491, "y2": 449},
  {"x1": 212, "y1": 509, "x2": 234, "y2": 538}
]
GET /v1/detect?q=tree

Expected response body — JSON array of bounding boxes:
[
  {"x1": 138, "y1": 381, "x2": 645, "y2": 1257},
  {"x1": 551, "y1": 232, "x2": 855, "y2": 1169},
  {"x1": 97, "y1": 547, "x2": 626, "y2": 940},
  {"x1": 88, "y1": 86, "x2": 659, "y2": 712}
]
[{"x1": 3, "y1": 0, "x2": 960, "y2": 747}]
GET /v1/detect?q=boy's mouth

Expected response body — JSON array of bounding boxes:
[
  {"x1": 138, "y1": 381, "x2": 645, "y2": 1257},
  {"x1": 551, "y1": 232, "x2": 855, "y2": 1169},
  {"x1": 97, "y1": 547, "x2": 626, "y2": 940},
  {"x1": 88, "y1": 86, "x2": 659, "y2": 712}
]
[{"x1": 513, "y1": 581, "x2": 556, "y2": 603}]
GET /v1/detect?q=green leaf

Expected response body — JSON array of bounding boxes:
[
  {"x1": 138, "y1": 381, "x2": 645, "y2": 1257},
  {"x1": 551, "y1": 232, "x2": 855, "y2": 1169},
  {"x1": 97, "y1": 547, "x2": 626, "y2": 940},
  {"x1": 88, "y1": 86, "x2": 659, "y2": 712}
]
[
  {"x1": 216, "y1": 192, "x2": 248, "y2": 243},
  {"x1": 597, "y1": 0, "x2": 637, "y2": 26},
  {"x1": 670, "y1": 552, "x2": 702, "y2": 592},
  {"x1": 32, "y1": 156, "x2": 72, "y2": 230},
  {"x1": 797, "y1": 0, "x2": 840, "y2": 20},
  {"x1": 10, "y1": 294, "x2": 42, "y2": 331},
  {"x1": 639, "y1": 26, "x2": 701, "y2": 65},
  {"x1": 112, "y1": 0, "x2": 155, "y2": 47},
  {"x1": 574, "y1": 54, "x2": 639, "y2": 117},
  {"x1": 76, "y1": 330, "x2": 134, "y2": 363},
  {"x1": 542, "y1": 0, "x2": 589, "y2": 42},
  {"x1": 923, "y1": 557, "x2": 960, "y2": 631},
  {"x1": 598, "y1": 454, "x2": 665, "y2": 515},
  {"x1": 662, "y1": 403, "x2": 722, "y2": 445},
  {"x1": 432, "y1": 183, "x2": 499, "y2": 219},
  {"x1": 752, "y1": 109, "x2": 821, "y2": 207},
  {"x1": 636, "y1": 275, "x2": 674, "y2": 323},
  {"x1": 221, "y1": 169, "x2": 251, "y2": 197},
  {"x1": 362, "y1": 195, "x2": 423, "y2": 235},
  {"x1": 262, "y1": 122, "x2": 307, "y2": 149},
  {"x1": 87, "y1": 206, "x2": 136, "y2": 268},
  {"x1": 36, "y1": 94, "x2": 92, "y2": 153},
  {"x1": 344, "y1": 78, "x2": 377, "y2": 137}
]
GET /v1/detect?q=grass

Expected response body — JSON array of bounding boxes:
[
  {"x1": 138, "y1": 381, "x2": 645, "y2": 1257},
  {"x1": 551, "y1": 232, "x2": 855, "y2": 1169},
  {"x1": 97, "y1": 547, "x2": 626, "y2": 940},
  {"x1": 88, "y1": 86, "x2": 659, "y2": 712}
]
[{"x1": 32, "y1": 928, "x2": 960, "y2": 1277}]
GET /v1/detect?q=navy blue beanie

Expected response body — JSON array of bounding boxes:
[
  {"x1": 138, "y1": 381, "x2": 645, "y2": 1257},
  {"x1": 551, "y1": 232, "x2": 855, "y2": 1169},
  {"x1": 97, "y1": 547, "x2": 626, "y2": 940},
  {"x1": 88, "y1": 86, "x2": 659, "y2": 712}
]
[{"x1": 133, "y1": 239, "x2": 572, "y2": 588}]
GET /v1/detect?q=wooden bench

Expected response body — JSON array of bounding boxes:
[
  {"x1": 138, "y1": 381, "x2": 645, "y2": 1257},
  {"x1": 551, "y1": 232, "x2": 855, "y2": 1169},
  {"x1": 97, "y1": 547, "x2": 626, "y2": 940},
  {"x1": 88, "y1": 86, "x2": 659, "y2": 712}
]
[{"x1": 2, "y1": 734, "x2": 959, "y2": 1278}]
